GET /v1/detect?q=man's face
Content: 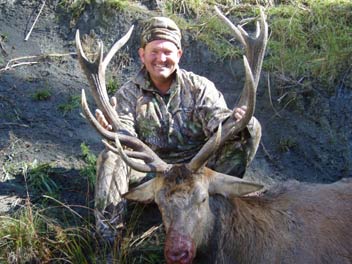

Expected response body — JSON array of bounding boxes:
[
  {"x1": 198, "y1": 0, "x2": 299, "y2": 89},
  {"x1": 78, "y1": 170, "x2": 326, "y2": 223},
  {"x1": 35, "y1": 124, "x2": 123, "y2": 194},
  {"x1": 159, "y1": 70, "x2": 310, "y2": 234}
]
[{"x1": 138, "y1": 40, "x2": 182, "y2": 85}]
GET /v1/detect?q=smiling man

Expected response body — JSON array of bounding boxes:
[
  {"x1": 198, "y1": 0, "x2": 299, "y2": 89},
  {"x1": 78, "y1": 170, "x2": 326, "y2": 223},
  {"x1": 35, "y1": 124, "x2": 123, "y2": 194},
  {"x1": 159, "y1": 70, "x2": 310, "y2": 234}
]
[{"x1": 94, "y1": 17, "x2": 262, "y2": 244}]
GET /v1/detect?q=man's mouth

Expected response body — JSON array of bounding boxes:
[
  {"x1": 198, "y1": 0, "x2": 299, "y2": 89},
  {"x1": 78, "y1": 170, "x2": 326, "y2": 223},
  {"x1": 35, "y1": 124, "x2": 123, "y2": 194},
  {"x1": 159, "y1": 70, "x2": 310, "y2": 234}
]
[{"x1": 154, "y1": 64, "x2": 168, "y2": 70}]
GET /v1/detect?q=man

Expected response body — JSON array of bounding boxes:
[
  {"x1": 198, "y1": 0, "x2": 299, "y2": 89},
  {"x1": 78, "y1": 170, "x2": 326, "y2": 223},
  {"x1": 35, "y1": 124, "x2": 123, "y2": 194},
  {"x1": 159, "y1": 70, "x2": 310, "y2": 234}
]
[{"x1": 94, "y1": 17, "x2": 261, "y2": 242}]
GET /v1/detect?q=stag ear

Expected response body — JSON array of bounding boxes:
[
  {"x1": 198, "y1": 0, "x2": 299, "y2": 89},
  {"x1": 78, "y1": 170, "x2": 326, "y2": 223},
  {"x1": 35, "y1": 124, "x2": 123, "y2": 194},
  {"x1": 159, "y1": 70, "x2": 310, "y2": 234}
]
[
  {"x1": 123, "y1": 178, "x2": 158, "y2": 203},
  {"x1": 209, "y1": 171, "x2": 263, "y2": 197}
]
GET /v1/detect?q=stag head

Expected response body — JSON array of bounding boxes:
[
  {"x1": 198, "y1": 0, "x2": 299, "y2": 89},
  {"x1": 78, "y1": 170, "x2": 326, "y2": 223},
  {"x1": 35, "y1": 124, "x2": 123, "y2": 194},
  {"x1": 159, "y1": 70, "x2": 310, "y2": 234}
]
[{"x1": 77, "y1": 6, "x2": 267, "y2": 264}]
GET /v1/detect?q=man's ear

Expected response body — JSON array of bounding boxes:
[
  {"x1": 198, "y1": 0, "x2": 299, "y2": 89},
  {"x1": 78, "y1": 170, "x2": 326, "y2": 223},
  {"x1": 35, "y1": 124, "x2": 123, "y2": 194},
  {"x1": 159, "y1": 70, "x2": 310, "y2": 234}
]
[
  {"x1": 138, "y1": 47, "x2": 145, "y2": 64},
  {"x1": 177, "y1": 49, "x2": 183, "y2": 60}
]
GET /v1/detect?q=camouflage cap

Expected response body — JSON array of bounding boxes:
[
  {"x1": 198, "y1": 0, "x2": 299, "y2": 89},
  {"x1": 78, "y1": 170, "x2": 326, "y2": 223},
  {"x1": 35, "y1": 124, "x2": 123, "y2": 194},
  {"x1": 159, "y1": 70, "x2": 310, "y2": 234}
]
[{"x1": 141, "y1": 17, "x2": 182, "y2": 49}]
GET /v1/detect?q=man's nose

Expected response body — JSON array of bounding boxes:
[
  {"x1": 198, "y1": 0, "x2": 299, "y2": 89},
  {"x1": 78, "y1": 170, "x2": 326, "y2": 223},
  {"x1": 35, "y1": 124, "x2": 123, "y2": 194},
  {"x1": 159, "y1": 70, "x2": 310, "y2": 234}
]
[{"x1": 158, "y1": 53, "x2": 167, "y2": 61}]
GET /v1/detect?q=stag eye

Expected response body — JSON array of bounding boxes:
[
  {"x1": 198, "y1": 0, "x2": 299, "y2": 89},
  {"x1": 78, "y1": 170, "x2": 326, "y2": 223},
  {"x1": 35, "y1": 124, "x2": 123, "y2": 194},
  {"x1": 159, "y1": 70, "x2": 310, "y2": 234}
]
[
  {"x1": 194, "y1": 186, "x2": 208, "y2": 205},
  {"x1": 198, "y1": 193, "x2": 208, "y2": 205}
]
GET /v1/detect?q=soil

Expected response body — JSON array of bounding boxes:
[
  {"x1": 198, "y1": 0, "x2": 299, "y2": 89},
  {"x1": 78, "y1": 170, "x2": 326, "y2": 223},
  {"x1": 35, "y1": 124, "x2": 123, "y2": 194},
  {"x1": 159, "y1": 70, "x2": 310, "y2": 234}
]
[{"x1": 0, "y1": 0, "x2": 351, "y2": 225}]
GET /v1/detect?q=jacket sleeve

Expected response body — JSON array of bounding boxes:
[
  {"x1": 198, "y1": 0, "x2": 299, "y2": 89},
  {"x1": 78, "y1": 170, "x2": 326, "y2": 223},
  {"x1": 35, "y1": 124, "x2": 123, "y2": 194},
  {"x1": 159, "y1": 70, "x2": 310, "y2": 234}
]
[{"x1": 190, "y1": 74, "x2": 231, "y2": 137}]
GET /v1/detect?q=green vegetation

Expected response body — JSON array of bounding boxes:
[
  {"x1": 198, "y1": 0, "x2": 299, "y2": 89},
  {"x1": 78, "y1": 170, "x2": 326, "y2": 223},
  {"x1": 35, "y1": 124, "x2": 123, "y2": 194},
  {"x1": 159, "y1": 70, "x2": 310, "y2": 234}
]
[
  {"x1": 0, "y1": 144, "x2": 164, "y2": 263},
  {"x1": 266, "y1": 0, "x2": 352, "y2": 87},
  {"x1": 32, "y1": 89, "x2": 52, "y2": 101},
  {"x1": 0, "y1": 199, "x2": 100, "y2": 263},
  {"x1": 58, "y1": 95, "x2": 80, "y2": 115},
  {"x1": 107, "y1": 77, "x2": 120, "y2": 95},
  {"x1": 0, "y1": 202, "x2": 164, "y2": 263},
  {"x1": 59, "y1": 0, "x2": 128, "y2": 26},
  {"x1": 24, "y1": 160, "x2": 58, "y2": 196},
  {"x1": 278, "y1": 136, "x2": 297, "y2": 152},
  {"x1": 80, "y1": 142, "x2": 97, "y2": 190},
  {"x1": 162, "y1": 0, "x2": 352, "y2": 86},
  {"x1": 105, "y1": 0, "x2": 129, "y2": 9}
]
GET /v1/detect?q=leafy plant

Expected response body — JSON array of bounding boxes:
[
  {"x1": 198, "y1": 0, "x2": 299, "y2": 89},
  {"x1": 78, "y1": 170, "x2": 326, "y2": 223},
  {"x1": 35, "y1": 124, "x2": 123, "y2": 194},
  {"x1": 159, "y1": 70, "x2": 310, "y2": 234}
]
[
  {"x1": 107, "y1": 77, "x2": 120, "y2": 95},
  {"x1": 266, "y1": 0, "x2": 352, "y2": 87},
  {"x1": 32, "y1": 89, "x2": 52, "y2": 101},
  {"x1": 24, "y1": 160, "x2": 58, "y2": 196},
  {"x1": 58, "y1": 95, "x2": 80, "y2": 115},
  {"x1": 278, "y1": 136, "x2": 297, "y2": 152},
  {"x1": 106, "y1": 0, "x2": 129, "y2": 10},
  {"x1": 80, "y1": 142, "x2": 97, "y2": 189}
]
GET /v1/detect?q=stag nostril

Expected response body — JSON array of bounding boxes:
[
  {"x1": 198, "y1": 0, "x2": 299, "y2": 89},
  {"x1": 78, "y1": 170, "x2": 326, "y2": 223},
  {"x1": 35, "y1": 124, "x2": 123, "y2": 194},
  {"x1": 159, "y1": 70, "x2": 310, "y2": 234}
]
[
  {"x1": 166, "y1": 249, "x2": 190, "y2": 264},
  {"x1": 165, "y1": 229, "x2": 195, "y2": 264},
  {"x1": 170, "y1": 250, "x2": 188, "y2": 260}
]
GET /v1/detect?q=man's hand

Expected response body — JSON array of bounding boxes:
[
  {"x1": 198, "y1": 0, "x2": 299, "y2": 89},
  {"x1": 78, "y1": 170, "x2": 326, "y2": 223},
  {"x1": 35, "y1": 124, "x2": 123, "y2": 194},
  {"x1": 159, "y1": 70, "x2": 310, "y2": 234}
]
[
  {"x1": 234, "y1": 105, "x2": 247, "y2": 121},
  {"x1": 95, "y1": 96, "x2": 117, "y2": 131}
]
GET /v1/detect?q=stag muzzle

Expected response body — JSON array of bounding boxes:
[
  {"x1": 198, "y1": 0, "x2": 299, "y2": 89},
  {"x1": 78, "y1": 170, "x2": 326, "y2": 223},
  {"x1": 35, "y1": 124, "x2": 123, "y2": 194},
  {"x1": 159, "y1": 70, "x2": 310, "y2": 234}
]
[{"x1": 164, "y1": 228, "x2": 196, "y2": 264}]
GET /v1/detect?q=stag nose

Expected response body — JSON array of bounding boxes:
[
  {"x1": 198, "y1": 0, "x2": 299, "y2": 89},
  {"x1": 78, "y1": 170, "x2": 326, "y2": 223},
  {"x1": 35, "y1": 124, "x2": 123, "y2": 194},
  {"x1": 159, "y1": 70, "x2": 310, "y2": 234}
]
[
  {"x1": 164, "y1": 229, "x2": 195, "y2": 264},
  {"x1": 165, "y1": 249, "x2": 190, "y2": 264}
]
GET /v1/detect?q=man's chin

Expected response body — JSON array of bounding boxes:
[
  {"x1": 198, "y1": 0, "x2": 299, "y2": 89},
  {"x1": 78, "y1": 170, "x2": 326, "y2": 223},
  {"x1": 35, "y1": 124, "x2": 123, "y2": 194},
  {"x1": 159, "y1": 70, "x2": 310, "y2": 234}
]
[{"x1": 153, "y1": 71, "x2": 173, "y2": 80}]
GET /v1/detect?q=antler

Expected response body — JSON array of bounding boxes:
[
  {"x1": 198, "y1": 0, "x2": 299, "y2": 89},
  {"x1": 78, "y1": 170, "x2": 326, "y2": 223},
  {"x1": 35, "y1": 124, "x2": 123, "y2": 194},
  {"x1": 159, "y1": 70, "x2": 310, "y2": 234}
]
[
  {"x1": 187, "y1": 6, "x2": 268, "y2": 172},
  {"x1": 76, "y1": 28, "x2": 170, "y2": 173},
  {"x1": 76, "y1": 27, "x2": 134, "y2": 129},
  {"x1": 215, "y1": 6, "x2": 268, "y2": 105}
]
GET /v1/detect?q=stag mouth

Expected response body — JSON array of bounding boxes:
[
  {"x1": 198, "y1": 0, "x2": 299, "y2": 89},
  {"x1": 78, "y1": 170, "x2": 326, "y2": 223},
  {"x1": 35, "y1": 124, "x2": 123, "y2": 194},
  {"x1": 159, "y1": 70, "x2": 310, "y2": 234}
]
[{"x1": 164, "y1": 228, "x2": 196, "y2": 264}]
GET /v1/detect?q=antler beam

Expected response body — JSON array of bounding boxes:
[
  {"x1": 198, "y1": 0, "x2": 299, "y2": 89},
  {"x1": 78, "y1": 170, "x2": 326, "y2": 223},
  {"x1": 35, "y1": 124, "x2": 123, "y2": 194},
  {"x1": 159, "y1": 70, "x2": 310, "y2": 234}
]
[
  {"x1": 77, "y1": 27, "x2": 170, "y2": 173},
  {"x1": 187, "y1": 6, "x2": 268, "y2": 172}
]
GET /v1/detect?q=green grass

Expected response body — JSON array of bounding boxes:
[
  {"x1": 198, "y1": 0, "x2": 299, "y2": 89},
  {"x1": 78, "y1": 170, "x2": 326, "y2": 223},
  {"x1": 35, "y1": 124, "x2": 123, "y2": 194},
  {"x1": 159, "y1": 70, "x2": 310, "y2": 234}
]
[
  {"x1": 163, "y1": 0, "x2": 352, "y2": 87},
  {"x1": 80, "y1": 143, "x2": 97, "y2": 190},
  {"x1": 0, "y1": 199, "x2": 163, "y2": 263},
  {"x1": 107, "y1": 77, "x2": 120, "y2": 95},
  {"x1": 0, "y1": 200, "x2": 99, "y2": 263},
  {"x1": 24, "y1": 160, "x2": 59, "y2": 196},
  {"x1": 32, "y1": 89, "x2": 52, "y2": 101},
  {"x1": 266, "y1": 0, "x2": 352, "y2": 87},
  {"x1": 58, "y1": 95, "x2": 81, "y2": 116},
  {"x1": 0, "y1": 144, "x2": 164, "y2": 263}
]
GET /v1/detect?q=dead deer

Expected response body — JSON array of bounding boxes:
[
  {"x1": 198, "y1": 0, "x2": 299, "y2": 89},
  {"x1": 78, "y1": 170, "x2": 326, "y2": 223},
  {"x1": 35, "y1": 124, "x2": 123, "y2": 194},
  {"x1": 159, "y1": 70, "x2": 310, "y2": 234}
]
[{"x1": 76, "y1": 6, "x2": 352, "y2": 264}]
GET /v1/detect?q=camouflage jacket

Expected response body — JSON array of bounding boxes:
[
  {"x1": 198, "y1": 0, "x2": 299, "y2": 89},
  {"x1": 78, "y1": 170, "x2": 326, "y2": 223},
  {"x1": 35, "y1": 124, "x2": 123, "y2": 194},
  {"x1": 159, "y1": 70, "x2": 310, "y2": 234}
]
[{"x1": 115, "y1": 67, "x2": 250, "y2": 163}]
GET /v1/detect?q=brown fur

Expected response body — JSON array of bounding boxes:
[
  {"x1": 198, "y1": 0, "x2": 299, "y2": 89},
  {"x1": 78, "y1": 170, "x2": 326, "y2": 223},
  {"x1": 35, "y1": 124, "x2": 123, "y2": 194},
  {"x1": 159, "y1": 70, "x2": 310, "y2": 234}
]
[{"x1": 195, "y1": 178, "x2": 352, "y2": 264}]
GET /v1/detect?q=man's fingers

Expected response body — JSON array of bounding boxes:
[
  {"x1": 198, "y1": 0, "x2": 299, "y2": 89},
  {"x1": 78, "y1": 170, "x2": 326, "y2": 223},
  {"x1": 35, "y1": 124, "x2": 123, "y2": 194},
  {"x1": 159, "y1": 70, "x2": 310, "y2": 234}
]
[
  {"x1": 95, "y1": 109, "x2": 111, "y2": 130},
  {"x1": 235, "y1": 112, "x2": 242, "y2": 120},
  {"x1": 234, "y1": 105, "x2": 247, "y2": 121},
  {"x1": 110, "y1": 96, "x2": 117, "y2": 109},
  {"x1": 240, "y1": 105, "x2": 247, "y2": 110}
]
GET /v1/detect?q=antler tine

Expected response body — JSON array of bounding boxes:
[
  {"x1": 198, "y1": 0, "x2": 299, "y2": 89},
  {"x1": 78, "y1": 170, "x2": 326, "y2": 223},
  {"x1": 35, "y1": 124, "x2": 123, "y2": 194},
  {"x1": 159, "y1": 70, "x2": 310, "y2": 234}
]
[
  {"x1": 75, "y1": 29, "x2": 107, "y2": 111},
  {"x1": 214, "y1": 6, "x2": 246, "y2": 47},
  {"x1": 77, "y1": 27, "x2": 171, "y2": 173},
  {"x1": 76, "y1": 28, "x2": 134, "y2": 129},
  {"x1": 215, "y1": 6, "x2": 268, "y2": 107},
  {"x1": 81, "y1": 89, "x2": 170, "y2": 172},
  {"x1": 188, "y1": 7, "x2": 267, "y2": 172},
  {"x1": 81, "y1": 89, "x2": 116, "y2": 141},
  {"x1": 102, "y1": 26, "x2": 134, "y2": 71},
  {"x1": 102, "y1": 137, "x2": 170, "y2": 173},
  {"x1": 188, "y1": 56, "x2": 255, "y2": 172},
  {"x1": 188, "y1": 122, "x2": 222, "y2": 172}
]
